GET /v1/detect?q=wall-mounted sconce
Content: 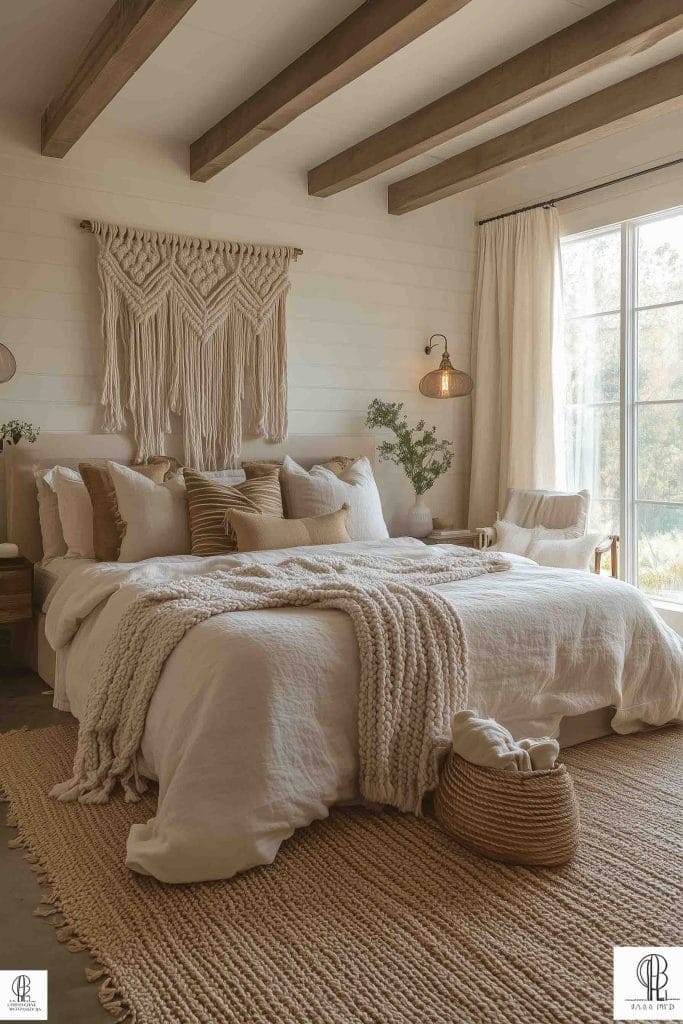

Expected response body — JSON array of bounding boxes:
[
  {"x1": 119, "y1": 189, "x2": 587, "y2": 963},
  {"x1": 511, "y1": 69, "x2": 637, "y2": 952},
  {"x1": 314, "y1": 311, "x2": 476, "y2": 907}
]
[
  {"x1": 0, "y1": 344, "x2": 16, "y2": 383},
  {"x1": 419, "y1": 334, "x2": 472, "y2": 399}
]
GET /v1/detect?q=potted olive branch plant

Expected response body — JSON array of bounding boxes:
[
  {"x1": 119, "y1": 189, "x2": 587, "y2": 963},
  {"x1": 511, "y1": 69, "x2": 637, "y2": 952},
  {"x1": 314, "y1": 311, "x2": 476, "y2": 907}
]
[
  {"x1": 366, "y1": 399, "x2": 453, "y2": 537},
  {"x1": 0, "y1": 420, "x2": 40, "y2": 453}
]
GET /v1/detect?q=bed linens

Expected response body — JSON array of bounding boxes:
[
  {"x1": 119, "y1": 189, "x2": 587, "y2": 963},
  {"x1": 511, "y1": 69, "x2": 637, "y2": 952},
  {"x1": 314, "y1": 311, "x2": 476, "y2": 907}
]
[
  {"x1": 45, "y1": 538, "x2": 683, "y2": 883},
  {"x1": 52, "y1": 550, "x2": 506, "y2": 814}
]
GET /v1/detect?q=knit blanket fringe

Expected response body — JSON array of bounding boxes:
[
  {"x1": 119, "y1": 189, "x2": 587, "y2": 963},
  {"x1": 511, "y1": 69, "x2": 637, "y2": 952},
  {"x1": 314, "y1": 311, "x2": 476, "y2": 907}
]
[{"x1": 51, "y1": 552, "x2": 508, "y2": 815}]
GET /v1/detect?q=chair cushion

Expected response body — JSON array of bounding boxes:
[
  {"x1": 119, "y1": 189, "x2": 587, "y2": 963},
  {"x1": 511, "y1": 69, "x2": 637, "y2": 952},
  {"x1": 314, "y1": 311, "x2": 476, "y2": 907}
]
[
  {"x1": 489, "y1": 520, "x2": 536, "y2": 556},
  {"x1": 490, "y1": 520, "x2": 596, "y2": 565},
  {"x1": 527, "y1": 530, "x2": 604, "y2": 572},
  {"x1": 504, "y1": 488, "x2": 590, "y2": 535}
]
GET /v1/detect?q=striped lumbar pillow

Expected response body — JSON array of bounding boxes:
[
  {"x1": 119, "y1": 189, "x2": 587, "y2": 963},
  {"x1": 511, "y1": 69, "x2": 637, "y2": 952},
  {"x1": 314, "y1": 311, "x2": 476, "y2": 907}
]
[{"x1": 183, "y1": 467, "x2": 283, "y2": 556}]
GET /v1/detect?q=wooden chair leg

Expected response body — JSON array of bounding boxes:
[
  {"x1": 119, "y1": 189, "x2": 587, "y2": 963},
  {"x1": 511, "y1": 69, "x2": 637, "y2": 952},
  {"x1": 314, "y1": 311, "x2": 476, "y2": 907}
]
[
  {"x1": 594, "y1": 549, "x2": 601, "y2": 574},
  {"x1": 610, "y1": 536, "x2": 619, "y2": 578}
]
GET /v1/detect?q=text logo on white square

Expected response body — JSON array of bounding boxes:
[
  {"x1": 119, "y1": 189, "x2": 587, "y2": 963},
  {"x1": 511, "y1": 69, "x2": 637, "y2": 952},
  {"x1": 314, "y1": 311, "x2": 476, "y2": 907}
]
[
  {"x1": 0, "y1": 970, "x2": 48, "y2": 1021},
  {"x1": 614, "y1": 947, "x2": 683, "y2": 1021}
]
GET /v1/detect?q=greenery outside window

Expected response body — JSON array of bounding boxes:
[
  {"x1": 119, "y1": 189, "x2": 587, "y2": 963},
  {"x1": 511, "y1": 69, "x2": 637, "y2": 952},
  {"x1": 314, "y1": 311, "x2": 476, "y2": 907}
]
[{"x1": 560, "y1": 207, "x2": 682, "y2": 604}]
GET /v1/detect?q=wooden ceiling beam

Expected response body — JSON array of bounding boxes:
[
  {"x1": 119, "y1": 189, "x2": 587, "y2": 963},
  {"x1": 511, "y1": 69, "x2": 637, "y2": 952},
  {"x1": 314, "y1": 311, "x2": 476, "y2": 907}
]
[
  {"x1": 189, "y1": 0, "x2": 472, "y2": 183},
  {"x1": 387, "y1": 55, "x2": 683, "y2": 214},
  {"x1": 42, "y1": 0, "x2": 198, "y2": 158},
  {"x1": 308, "y1": 0, "x2": 683, "y2": 197}
]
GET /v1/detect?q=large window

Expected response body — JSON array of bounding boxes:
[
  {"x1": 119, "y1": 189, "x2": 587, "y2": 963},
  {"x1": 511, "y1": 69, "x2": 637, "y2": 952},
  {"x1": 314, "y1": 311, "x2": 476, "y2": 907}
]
[{"x1": 560, "y1": 208, "x2": 683, "y2": 604}]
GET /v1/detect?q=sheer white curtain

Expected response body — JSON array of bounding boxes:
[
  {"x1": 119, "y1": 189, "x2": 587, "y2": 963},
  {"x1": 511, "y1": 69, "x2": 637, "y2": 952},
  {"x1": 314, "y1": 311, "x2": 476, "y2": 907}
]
[{"x1": 468, "y1": 206, "x2": 564, "y2": 528}]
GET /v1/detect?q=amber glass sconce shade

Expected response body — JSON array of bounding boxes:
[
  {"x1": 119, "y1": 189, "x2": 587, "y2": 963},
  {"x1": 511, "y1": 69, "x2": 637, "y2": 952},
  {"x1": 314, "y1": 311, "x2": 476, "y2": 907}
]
[{"x1": 419, "y1": 334, "x2": 472, "y2": 399}]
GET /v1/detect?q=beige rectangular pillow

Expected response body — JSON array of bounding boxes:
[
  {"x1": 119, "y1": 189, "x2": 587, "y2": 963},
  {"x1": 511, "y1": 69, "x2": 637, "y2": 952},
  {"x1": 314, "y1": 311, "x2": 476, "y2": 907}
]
[{"x1": 226, "y1": 505, "x2": 351, "y2": 553}]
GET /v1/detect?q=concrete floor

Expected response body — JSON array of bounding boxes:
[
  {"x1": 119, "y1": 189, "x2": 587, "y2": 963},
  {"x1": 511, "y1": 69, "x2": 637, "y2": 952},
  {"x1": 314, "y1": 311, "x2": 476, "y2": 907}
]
[{"x1": 0, "y1": 640, "x2": 111, "y2": 1022}]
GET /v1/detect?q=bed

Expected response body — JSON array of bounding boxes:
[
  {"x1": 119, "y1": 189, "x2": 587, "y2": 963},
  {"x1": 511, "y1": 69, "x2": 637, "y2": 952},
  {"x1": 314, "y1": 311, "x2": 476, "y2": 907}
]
[
  {"x1": 3, "y1": 432, "x2": 376, "y2": 685},
  {"x1": 4, "y1": 434, "x2": 683, "y2": 884}
]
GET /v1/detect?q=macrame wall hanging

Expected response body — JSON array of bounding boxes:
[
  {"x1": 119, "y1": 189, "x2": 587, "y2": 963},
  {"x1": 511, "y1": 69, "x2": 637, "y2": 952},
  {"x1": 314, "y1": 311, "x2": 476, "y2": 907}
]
[{"x1": 85, "y1": 219, "x2": 300, "y2": 468}]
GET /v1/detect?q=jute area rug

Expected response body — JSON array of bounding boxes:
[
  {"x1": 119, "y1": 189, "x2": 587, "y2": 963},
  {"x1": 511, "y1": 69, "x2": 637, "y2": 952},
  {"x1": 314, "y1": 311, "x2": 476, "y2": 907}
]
[{"x1": 1, "y1": 725, "x2": 681, "y2": 1024}]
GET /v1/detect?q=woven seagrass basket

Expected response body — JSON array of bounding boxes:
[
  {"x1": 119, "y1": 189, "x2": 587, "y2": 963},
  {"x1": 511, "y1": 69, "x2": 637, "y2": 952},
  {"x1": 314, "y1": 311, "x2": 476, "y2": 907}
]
[{"x1": 434, "y1": 752, "x2": 580, "y2": 866}]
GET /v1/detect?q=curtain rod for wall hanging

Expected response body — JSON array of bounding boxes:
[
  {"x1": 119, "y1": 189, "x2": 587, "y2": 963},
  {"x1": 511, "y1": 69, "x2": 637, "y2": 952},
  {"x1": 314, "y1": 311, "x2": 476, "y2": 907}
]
[
  {"x1": 477, "y1": 156, "x2": 683, "y2": 226},
  {"x1": 78, "y1": 220, "x2": 304, "y2": 257}
]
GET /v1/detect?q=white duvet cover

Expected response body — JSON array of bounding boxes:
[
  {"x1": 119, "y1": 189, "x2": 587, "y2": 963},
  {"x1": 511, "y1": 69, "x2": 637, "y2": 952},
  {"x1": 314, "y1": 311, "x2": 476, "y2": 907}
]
[{"x1": 45, "y1": 538, "x2": 683, "y2": 883}]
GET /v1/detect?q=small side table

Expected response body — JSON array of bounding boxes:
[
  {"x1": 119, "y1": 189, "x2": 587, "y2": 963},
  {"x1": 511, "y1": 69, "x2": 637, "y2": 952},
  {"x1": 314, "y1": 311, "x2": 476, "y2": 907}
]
[
  {"x1": 423, "y1": 530, "x2": 479, "y2": 548},
  {"x1": 0, "y1": 557, "x2": 33, "y2": 671}
]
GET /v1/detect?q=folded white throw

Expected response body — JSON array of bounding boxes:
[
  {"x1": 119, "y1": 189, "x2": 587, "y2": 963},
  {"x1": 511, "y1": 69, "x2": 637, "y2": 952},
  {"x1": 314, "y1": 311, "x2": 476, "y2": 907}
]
[
  {"x1": 51, "y1": 550, "x2": 509, "y2": 815},
  {"x1": 451, "y1": 710, "x2": 559, "y2": 772}
]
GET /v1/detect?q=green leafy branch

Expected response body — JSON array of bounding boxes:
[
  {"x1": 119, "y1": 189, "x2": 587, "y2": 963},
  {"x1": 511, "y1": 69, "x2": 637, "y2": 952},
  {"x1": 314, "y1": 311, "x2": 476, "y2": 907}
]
[
  {"x1": 365, "y1": 399, "x2": 453, "y2": 496},
  {"x1": 0, "y1": 420, "x2": 40, "y2": 448}
]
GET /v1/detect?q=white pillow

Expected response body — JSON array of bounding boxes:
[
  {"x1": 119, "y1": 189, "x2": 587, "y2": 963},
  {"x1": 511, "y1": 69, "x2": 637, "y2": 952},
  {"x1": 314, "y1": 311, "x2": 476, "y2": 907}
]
[
  {"x1": 35, "y1": 467, "x2": 67, "y2": 562},
  {"x1": 489, "y1": 520, "x2": 535, "y2": 556},
  {"x1": 202, "y1": 469, "x2": 246, "y2": 485},
  {"x1": 108, "y1": 461, "x2": 191, "y2": 562},
  {"x1": 527, "y1": 529, "x2": 604, "y2": 572},
  {"x1": 43, "y1": 466, "x2": 94, "y2": 559},
  {"x1": 281, "y1": 456, "x2": 388, "y2": 542},
  {"x1": 490, "y1": 519, "x2": 579, "y2": 557}
]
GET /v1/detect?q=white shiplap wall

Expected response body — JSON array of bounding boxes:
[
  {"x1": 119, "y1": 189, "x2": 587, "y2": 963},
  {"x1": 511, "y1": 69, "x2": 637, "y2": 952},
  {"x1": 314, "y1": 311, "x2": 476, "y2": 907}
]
[{"x1": 0, "y1": 113, "x2": 476, "y2": 537}]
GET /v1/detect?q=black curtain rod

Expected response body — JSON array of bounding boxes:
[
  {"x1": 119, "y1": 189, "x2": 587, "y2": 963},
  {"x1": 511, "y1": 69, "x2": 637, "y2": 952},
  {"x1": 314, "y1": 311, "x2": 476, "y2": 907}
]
[{"x1": 477, "y1": 156, "x2": 683, "y2": 226}]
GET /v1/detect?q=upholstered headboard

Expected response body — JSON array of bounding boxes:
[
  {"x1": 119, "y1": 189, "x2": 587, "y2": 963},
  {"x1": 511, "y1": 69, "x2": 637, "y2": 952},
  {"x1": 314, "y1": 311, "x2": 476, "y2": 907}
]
[{"x1": 3, "y1": 433, "x2": 377, "y2": 564}]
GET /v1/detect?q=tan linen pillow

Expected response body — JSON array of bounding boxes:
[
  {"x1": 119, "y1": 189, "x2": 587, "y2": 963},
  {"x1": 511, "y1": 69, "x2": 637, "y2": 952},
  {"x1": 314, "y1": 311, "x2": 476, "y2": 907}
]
[
  {"x1": 80, "y1": 460, "x2": 170, "y2": 561},
  {"x1": 241, "y1": 456, "x2": 357, "y2": 478},
  {"x1": 227, "y1": 504, "x2": 351, "y2": 552},
  {"x1": 241, "y1": 460, "x2": 282, "y2": 478},
  {"x1": 320, "y1": 456, "x2": 358, "y2": 477},
  {"x1": 184, "y1": 467, "x2": 283, "y2": 556}
]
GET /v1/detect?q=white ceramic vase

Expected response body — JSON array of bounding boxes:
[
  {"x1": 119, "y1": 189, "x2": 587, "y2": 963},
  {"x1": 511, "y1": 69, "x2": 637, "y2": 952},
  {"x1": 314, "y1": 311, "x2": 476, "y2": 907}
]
[{"x1": 405, "y1": 494, "x2": 432, "y2": 538}]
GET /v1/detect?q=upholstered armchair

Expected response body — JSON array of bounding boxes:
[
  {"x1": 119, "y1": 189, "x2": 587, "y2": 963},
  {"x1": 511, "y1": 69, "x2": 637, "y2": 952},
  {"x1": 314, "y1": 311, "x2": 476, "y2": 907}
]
[{"x1": 475, "y1": 488, "x2": 619, "y2": 577}]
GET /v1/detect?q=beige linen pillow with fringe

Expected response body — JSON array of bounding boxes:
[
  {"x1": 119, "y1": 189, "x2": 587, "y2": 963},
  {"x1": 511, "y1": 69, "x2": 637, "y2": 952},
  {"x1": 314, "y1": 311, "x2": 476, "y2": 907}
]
[{"x1": 226, "y1": 504, "x2": 351, "y2": 553}]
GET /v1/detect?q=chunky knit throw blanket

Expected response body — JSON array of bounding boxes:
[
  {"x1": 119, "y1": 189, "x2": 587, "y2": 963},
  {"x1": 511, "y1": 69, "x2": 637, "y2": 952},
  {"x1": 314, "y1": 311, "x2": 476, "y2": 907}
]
[{"x1": 51, "y1": 551, "x2": 508, "y2": 815}]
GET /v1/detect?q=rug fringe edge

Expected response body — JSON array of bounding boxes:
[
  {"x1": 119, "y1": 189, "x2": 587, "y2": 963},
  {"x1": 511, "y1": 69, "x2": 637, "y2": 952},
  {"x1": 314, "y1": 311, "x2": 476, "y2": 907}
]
[{"x1": 1, "y1": 784, "x2": 134, "y2": 1023}]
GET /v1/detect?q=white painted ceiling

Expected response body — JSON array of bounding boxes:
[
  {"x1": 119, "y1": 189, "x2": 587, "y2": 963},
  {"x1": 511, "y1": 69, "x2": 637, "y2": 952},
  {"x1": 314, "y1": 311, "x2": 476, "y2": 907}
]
[{"x1": 1, "y1": 0, "x2": 682, "y2": 198}]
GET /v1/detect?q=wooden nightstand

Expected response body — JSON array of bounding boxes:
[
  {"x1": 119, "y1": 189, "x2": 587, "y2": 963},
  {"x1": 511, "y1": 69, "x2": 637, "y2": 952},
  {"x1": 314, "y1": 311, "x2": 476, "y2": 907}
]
[
  {"x1": 0, "y1": 557, "x2": 33, "y2": 673},
  {"x1": 0, "y1": 555, "x2": 33, "y2": 656},
  {"x1": 0, "y1": 557, "x2": 33, "y2": 624}
]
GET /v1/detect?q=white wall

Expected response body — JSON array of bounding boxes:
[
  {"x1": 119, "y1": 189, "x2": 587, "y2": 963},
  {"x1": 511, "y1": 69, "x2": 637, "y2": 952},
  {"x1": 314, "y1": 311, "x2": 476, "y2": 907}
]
[{"x1": 0, "y1": 112, "x2": 477, "y2": 538}]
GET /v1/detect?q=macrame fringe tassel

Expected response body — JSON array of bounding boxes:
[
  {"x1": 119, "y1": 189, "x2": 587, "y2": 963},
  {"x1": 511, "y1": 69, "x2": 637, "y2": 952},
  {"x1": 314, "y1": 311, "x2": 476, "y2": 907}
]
[{"x1": 95, "y1": 222, "x2": 292, "y2": 467}]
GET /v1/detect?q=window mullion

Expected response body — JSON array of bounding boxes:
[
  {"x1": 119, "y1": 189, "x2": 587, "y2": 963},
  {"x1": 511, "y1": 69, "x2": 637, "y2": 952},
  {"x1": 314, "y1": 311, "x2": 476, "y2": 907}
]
[{"x1": 621, "y1": 222, "x2": 637, "y2": 586}]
